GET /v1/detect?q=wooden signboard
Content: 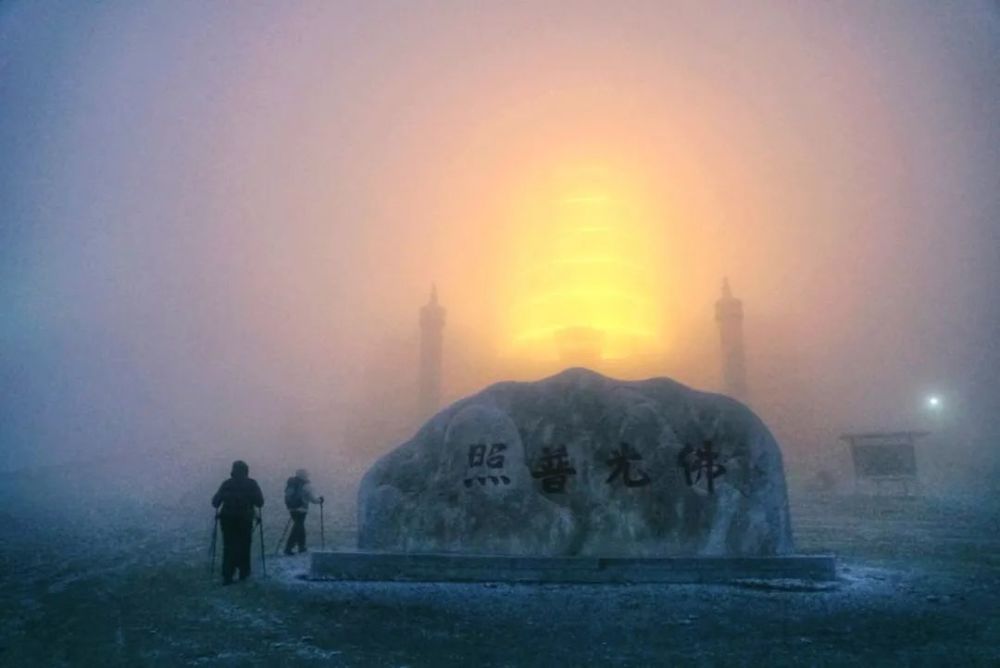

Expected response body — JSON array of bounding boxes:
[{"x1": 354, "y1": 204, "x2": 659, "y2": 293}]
[{"x1": 840, "y1": 431, "x2": 927, "y2": 495}]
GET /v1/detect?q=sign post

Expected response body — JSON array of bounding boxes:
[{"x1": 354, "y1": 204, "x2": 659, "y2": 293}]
[{"x1": 840, "y1": 431, "x2": 927, "y2": 496}]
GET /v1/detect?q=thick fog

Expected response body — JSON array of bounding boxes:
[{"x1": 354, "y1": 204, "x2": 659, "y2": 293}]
[{"x1": 2, "y1": 2, "x2": 998, "y2": 497}]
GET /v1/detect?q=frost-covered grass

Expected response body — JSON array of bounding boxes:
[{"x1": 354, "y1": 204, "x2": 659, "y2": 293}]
[{"x1": 0, "y1": 458, "x2": 997, "y2": 666}]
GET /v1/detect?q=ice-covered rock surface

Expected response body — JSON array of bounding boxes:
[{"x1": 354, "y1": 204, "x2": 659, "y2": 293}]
[{"x1": 358, "y1": 368, "x2": 793, "y2": 556}]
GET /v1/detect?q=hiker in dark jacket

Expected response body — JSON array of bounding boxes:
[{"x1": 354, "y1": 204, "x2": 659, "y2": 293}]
[
  {"x1": 211, "y1": 460, "x2": 264, "y2": 584},
  {"x1": 283, "y1": 468, "x2": 323, "y2": 555}
]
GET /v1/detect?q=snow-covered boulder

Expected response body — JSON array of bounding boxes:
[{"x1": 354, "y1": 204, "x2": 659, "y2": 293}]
[{"x1": 358, "y1": 368, "x2": 793, "y2": 556}]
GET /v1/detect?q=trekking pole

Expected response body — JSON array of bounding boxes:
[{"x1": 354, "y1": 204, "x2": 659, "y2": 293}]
[
  {"x1": 257, "y1": 511, "x2": 267, "y2": 578},
  {"x1": 208, "y1": 513, "x2": 219, "y2": 577},
  {"x1": 274, "y1": 516, "x2": 292, "y2": 556},
  {"x1": 319, "y1": 498, "x2": 325, "y2": 550}
]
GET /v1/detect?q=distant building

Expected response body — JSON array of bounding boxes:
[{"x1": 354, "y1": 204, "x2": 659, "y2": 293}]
[
  {"x1": 418, "y1": 285, "x2": 446, "y2": 418},
  {"x1": 715, "y1": 278, "x2": 748, "y2": 401}
]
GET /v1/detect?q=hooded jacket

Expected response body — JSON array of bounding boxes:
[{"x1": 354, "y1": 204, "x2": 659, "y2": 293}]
[
  {"x1": 286, "y1": 469, "x2": 321, "y2": 514},
  {"x1": 212, "y1": 461, "x2": 264, "y2": 520}
]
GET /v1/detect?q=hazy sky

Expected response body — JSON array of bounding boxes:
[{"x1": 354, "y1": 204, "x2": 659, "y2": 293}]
[{"x1": 2, "y1": 2, "x2": 998, "y2": 472}]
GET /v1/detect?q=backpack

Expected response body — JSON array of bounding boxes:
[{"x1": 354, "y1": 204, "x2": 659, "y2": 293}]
[{"x1": 284, "y1": 476, "x2": 305, "y2": 510}]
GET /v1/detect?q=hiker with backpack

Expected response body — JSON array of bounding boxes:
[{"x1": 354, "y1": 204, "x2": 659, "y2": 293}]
[
  {"x1": 211, "y1": 460, "x2": 265, "y2": 584},
  {"x1": 283, "y1": 469, "x2": 323, "y2": 555}
]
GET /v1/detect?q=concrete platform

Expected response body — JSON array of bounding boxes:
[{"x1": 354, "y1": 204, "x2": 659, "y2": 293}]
[{"x1": 309, "y1": 551, "x2": 837, "y2": 584}]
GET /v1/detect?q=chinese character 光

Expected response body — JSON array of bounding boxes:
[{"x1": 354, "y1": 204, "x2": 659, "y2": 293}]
[{"x1": 605, "y1": 442, "x2": 651, "y2": 488}]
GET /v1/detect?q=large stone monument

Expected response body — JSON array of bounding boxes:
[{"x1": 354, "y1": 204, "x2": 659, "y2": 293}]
[{"x1": 358, "y1": 368, "x2": 793, "y2": 557}]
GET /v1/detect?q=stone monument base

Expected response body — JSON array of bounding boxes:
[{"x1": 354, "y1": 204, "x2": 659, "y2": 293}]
[{"x1": 309, "y1": 551, "x2": 836, "y2": 584}]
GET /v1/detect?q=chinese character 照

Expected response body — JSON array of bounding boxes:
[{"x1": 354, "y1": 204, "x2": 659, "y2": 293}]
[
  {"x1": 468, "y1": 443, "x2": 487, "y2": 468},
  {"x1": 464, "y1": 443, "x2": 510, "y2": 487}
]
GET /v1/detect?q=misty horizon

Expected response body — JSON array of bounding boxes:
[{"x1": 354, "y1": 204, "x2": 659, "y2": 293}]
[{"x1": 1, "y1": 2, "x2": 998, "y2": 484}]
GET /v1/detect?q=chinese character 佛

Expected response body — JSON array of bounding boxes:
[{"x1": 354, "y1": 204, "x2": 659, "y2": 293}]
[
  {"x1": 676, "y1": 440, "x2": 726, "y2": 494},
  {"x1": 605, "y1": 442, "x2": 651, "y2": 488},
  {"x1": 531, "y1": 445, "x2": 577, "y2": 493},
  {"x1": 465, "y1": 443, "x2": 510, "y2": 487}
]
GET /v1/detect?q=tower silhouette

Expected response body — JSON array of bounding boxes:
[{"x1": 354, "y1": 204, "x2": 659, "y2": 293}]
[
  {"x1": 418, "y1": 285, "x2": 446, "y2": 418},
  {"x1": 715, "y1": 278, "x2": 747, "y2": 400}
]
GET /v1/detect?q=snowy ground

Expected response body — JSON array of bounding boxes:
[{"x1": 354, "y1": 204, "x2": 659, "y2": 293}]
[{"x1": 0, "y1": 461, "x2": 998, "y2": 666}]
